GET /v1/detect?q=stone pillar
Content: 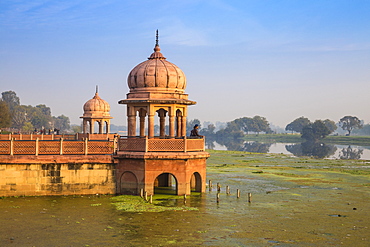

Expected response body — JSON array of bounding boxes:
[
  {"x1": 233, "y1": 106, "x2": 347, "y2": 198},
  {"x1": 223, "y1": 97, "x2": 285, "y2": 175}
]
[
  {"x1": 169, "y1": 114, "x2": 175, "y2": 138},
  {"x1": 176, "y1": 116, "x2": 182, "y2": 138},
  {"x1": 128, "y1": 115, "x2": 136, "y2": 137},
  {"x1": 181, "y1": 116, "x2": 187, "y2": 137},
  {"x1": 89, "y1": 120, "x2": 93, "y2": 134},
  {"x1": 83, "y1": 120, "x2": 87, "y2": 133},
  {"x1": 159, "y1": 111, "x2": 166, "y2": 138},
  {"x1": 106, "y1": 120, "x2": 110, "y2": 134},
  {"x1": 148, "y1": 114, "x2": 154, "y2": 138},
  {"x1": 139, "y1": 116, "x2": 145, "y2": 137},
  {"x1": 99, "y1": 120, "x2": 103, "y2": 134}
]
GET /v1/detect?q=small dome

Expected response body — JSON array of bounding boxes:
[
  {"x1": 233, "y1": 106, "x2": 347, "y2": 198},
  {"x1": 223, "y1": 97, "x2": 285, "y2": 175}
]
[
  {"x1": 127, "y1": 44, "x2": 186, "y2": 93},
  {"x1": 82, "y1": 92, "x2": 111, "y2": 117}
]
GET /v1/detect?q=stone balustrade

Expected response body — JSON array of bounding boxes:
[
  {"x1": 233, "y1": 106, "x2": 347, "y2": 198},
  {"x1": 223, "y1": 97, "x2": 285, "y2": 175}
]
[
  {"x1": 118, "y1": 137, "x2": 205, "y2": 152},
  {"x1": 0, "y1": 139, "x2": 115, "y2": 155}
]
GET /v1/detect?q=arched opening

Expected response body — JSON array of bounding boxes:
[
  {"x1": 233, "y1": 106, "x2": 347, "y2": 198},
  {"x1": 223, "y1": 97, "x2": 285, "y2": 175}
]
[
  {"x1": 154, "y1": 173, "x2": 177, "y2": 195},
  {"x1": 190, "y1": 172, "x2": 202, "y2": 192},
  {"x1": 119, "y1": 171, "x2": 138, "y2": 195}
]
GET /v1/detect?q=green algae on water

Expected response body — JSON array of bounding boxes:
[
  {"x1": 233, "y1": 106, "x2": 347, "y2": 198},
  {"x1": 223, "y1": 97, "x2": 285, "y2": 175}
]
[{"x1": 110, "y1": 195, "x2": 198, "y2": 212}]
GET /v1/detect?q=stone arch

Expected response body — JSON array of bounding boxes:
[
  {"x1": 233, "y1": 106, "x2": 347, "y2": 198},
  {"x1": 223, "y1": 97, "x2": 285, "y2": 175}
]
[
  {"x1": 153, "y1": 173, "x2": 178, "y2": 195},
  {"x1": 119, "y1": 171, "x2": 138, "y2": 195},
  {"x1": 190, "y1": 172, "x2": 202, "y2": 192}
]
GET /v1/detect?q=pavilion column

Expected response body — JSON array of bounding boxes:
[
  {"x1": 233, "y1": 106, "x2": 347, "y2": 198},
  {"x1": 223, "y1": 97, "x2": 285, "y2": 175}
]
[
  {"x1": 139, "y1": 115, "x2": 146, "y2": 137},
  {"x1": 83, "y1": 120, "x2": 87, "y2": 133},
  {"x1": 176, "y1": 116, "x2": 182, "y2": 138},
  {"x1": 89, "y1": 120, "x2": 94, "y2": 134},
  {"x1": 181, "y1": 116, "x2": 187, "y2": 137},
  {"x1": 128, "y1": 115, "x2": 136, "y2": 137},
  {"x1": 99, "y1": 120, "x2": 103, "y2": 134},
  {"x1": 169, "y1": 114, "x2": 175, "y2": 138},
  {"x1": 148, "y1": 114, "x2": 155, "y2": 138},
  {"x1": 106, "y1": 121, "x2": 110, "y2": 134},
  {"x1": 159, "y1": 111, "x2": 166, "y2": 138}
]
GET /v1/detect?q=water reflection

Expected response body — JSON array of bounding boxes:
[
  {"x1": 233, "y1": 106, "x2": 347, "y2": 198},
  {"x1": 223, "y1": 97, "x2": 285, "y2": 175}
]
[
  {"x1": 211, "y1": 138, "x2": 368, "y2": 160},
  {"x1": 339, "y1": 146, "x2": 363, "y2": 160},
  {"x1": 286, "y1": 142, "x2": 337, "y2": 159},
  {"x1": 212, "y1": 137, "x2": 271, "y2": 153}
]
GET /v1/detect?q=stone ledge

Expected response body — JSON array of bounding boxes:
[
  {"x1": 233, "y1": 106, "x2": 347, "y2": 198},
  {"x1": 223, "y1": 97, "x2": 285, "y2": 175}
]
[
  {"x1": 114, "y1": 151, "x2": 210, "y2": 160},
  {"x1": 0, "y1": 155, "x2": 115, "y2": 164}
]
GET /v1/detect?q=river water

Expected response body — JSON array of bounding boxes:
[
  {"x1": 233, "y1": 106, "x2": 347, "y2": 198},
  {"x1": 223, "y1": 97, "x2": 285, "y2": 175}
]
[{"x1": 212, "y1": 141, "x2": 370, "y2": 160}]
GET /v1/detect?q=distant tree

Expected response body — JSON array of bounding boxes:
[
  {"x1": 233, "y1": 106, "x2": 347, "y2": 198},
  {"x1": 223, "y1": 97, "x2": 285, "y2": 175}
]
[
  {"x1": 339, "y1": 116, "x2": 363, "y2": 136},
  {"x1": 323, "y1": 119, "x2": 337, "y2": 133},
  {"x1": 353, "y1": 124, "x2": 370, "y2": 136},
  {"x1": 22, "y1": 122, "x2": 34, "y2": 133},
  {"x1": 234, "y1": 117, "x2": 254, "y2": 134},
  {"x1": 215, "y1": 121, "x2": 244, "y2": 141},
  {"x1": 199, "y1": 124, "x2": 215, "y2": 137},
  {"x1": 36, "y1": 104, "x2": 51, "y2": 116},
  {"x1": 251, "y1": 115, "x2": 272, "y2": 134},
  {"x1": 285, "y1": 117, "x2": 311, "y2": 133},
  {"x1": 71, "y1": 125, "x2": 82, "y2": 133},
  {"x1": 187, "y1": 119, "x2": 201, "y2": 135},
  {"x1": 1, "y1": 91, "x2": 20, "y2": 111},
  {"x1": 0, "y1": 100, "x2": 11, "y2": 128},
  {"x1": 11, "y1": 105, "x2": 32, "y2": 130},
  {"x1": 53, "y1": 115, "x2": 70, "y2": 132},
  {"x1": 301, "y1": 120, "x2": 331, "y2": 141}
]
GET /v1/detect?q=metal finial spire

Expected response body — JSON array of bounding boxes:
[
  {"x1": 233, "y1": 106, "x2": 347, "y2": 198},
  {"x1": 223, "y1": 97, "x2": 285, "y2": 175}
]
[
  {"x1": 156, "y1": 29, "x2": 159, "y2": 46},
  {"x1": 96, "y1": 85, "x2": 98, "y2": 94}
]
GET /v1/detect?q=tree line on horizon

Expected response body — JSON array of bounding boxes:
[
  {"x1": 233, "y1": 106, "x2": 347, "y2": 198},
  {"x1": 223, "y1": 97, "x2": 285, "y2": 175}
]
[
  {"x1": 0, "y1": 91, "x2": 71, "y2": 133},
  {"x1": 190, "y1": 114, "x2": 366, "y2": 144}
]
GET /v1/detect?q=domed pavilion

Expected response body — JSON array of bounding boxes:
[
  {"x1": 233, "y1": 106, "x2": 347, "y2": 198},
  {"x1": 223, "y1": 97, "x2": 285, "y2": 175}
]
[
  {"x1": 81, "y1": 88, "x2": 113, "y2": 134},
  {"x1": 116, "y1": 31, "x2": 209, "y2": 196},
  {"x1": 119, "y1": 32, "x2": 195, "y2": 138}
]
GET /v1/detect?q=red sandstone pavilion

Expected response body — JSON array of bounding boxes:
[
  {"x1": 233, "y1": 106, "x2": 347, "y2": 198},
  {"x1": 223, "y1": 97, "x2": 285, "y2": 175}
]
[{"x1": 0, "y1": 32, "x2": 209, "y2": 197}]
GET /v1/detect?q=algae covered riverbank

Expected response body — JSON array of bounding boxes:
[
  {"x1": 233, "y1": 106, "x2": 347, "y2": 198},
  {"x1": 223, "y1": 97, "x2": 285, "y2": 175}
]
[{"x1": 1, "y1": 150, "x2": 370, "y2": 246}]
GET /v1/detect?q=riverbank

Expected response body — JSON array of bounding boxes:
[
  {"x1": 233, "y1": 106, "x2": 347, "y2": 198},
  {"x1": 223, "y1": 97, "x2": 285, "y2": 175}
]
[{"x1": 243, "y1": 133, "x2": 370, "y2": 145}]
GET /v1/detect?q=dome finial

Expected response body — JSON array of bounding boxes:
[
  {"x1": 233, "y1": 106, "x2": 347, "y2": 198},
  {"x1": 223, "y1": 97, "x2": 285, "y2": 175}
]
[
  {"x1": 156, "y1": 29, "x2": 159, "y2": 47},
  {"x1": 96, "y1": 85, "x2": 98, "y2": 94},
  {"x1": 149, "y1": 29, "x2": 166, "y2": 60}
]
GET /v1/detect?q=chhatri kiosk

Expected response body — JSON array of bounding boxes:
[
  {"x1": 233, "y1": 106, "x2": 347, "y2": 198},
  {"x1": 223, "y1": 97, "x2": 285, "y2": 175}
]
[{"x1": 115, "y1": 32, "x2": 209, "y2": 195}]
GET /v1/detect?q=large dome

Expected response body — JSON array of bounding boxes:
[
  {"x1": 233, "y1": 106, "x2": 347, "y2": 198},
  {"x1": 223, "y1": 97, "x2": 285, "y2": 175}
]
[
  {"x1": 82, "y1": 92, "x2": 111, "y2": 118},
  {"x1": 127, "y1": 43, "x2": 186, "y2": 93}
]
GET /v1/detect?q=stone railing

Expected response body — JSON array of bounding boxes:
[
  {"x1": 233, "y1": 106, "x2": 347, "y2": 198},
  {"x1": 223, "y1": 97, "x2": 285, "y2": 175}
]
[
  {"x1": 118, "y1": 137, "x2": 205, "y2": 152},
  {"x1": 0, "y1": 133, "x2": 116, "y2": 141},
  {"x1": 0, "y1": 139, "x2": 115, "y2": 155}
]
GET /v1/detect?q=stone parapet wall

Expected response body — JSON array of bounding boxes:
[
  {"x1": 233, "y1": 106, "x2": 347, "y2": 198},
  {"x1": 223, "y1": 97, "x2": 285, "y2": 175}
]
[{"x1": 0, "y1": 155, "x2": 116, "y2": 196}]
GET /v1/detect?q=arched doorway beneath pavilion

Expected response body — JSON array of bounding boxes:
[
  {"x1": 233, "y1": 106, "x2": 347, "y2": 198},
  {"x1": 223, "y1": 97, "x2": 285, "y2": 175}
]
[
  {"x1": 190, "y1": 172, "x2": 202, "y2": 192},
  {"x1": 154, "y1": 173, "x2": 178, "y2": 195},
  {"x1": 119, "y1": 171, "x2": 138, "y2": 195}
]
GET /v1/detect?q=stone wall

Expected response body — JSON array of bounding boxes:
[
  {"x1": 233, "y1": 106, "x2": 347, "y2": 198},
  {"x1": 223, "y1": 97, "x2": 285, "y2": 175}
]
[{"x1": 0, "y1": 155, "x2": 116, "y2": 196}]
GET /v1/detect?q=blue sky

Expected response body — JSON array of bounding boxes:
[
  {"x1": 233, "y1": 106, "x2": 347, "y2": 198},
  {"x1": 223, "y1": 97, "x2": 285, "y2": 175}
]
[{"x1": 1, "y1": 0, "x2": 369, "y2": 129}]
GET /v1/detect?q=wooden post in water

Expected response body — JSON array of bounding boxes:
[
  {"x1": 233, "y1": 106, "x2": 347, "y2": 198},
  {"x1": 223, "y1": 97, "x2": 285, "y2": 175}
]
[
  {"x1": 149, "y1": 194, "x2": 153, "y2": 204},
  {"x1": 226, "y1": 186, "x2": 230, "y2": 195},
  {"x1": 140, "y1": 188, "x2": 144, "y2": 198},
  {"x1": 237, "y1": 189, "x2": 240, "y2": 198},
  {"x1": 184, "y1": 194, "x2": 187, "y2": 204},
  {"x1": 217, "y1": 183, "x2": 221, "y2": 192},
  {"x1": 217, "y1": 193, "x2": 220, "y2": 203},
  {"x1": 144, "y1": 191, "x2": 148, "y2": 201},
  {"x1": 248, "y1": 193, "x2": 252, "y2": 203}
]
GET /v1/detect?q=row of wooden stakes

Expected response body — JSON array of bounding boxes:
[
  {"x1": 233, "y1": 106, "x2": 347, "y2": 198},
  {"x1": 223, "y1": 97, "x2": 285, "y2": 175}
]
[{"x1": 208, "y1": 180, "x2": 252, "y2": 203}]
